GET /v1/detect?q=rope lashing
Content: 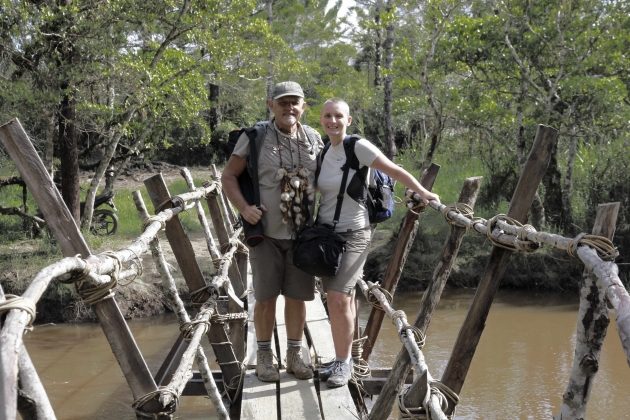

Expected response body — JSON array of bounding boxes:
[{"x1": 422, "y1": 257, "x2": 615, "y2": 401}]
[
  {"x1": 440, "y1": 203, "x2": 474, "y2": 229},
  {"x1": 400, "y1": 325, "x2": 427, "y2": 350},
  {"x1": 73, "y1": 251, "x2": 123, "y2": 306},
  {"x1": 180, "y1": 319, "x2": 210, "y2": 339},
  {"x1": 405, "y1": 189, "x2": 429, "y2": 215},
  {"x1": 0, "y1": 294, "x2": 36, "y2": 329},
  {"x1": 132, "y1": 386, "x2": 179, "y2": 418},
  {"x1": 119, "y1": 248, "x2": 144, "y2": 286},
  {"x1": 567, "y1": 232, "x2": 619, "y2": 261},
  {"x1": 189, "y1": 283, "x2": 220, "y2": 307},
  {"x1": 397, "y1": 380, "x2": 460, "y2": 419},
  {"x1": 211, "y1": 311, "x2": 248, "y2": 324},
  {"x1": 485, "y1": 214, "x2": 540, "y2": 252},
  {"x1": 170, "y1": 196, "x2": 186, "y2": 211},
  {"x1": 366, "y1": 282, "x2": 393, "y2": 311},
  {"x1": 351, "y1": 337, "x2": 371, "y2": 380},
  {"x1": 59, "y1": 255, "x2": 117, "y2": 306}
]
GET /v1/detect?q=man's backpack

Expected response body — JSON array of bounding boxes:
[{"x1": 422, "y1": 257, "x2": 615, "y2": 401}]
[{"x1": 318, "y1": 134, "x2": 396, "y2": 224}]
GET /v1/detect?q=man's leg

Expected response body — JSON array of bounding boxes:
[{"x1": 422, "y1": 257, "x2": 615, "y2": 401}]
[
  {"x1": 284, "y1": 296, "x2": 313, "y2": 379},
  {"x1": 255, "y1": 296, "x2": 277, "y2": 342},
  {"x1": 254, "y1": 296, "x2": 279, "y2": 382}
]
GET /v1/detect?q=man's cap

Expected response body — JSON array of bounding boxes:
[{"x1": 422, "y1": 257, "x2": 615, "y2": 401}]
[{"x1": 272, "y1": 81, "x2": 304, "y2": 99}]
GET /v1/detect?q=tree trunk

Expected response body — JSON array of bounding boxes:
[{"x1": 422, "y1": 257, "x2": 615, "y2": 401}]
[
  {"x1": 541, "y1": 139, "x2": 563, "y2": 227},
  {"x1": 208, "y1": 83, "x2": 221, "y2": 130},
  {"x1": 57, "y1": 90, "x2": 81, "y2": 222},
  {"x1": 382, "y1": 1, "x2": 396, "y2": 159},
  {"x1": 373, "y1": 0, "x2": 383, "y2": 87},
  {"x1": 561, "y1": 123, "x2": 578, "y2": 233}
]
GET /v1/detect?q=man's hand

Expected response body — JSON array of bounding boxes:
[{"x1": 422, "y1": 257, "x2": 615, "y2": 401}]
[{"x1": 240, "y1": 204, "x2": 266, "y2": 225}]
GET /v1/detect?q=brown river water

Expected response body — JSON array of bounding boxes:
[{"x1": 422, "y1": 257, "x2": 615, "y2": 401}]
[{"x1": 22, "y1": 289, "x2": 630, "y2": 419}]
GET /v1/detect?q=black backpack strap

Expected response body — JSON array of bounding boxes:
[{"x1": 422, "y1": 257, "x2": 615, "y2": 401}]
[
  {"x1": 332, "y1": 155, "x2": 351, "y2": 229},
  {"x1": 242, "y1": 121, "x2": 269, "y2": 206},
  {"x1": 314, "y1": 140, "x2": 331, "y2": 187}
]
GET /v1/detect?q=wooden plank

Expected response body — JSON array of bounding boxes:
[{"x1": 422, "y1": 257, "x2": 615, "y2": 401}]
[
  {"x1": 304, "y1": 294, "x2": 358, "y2": 419},
  {"x1": 278, "y1": 371, "x2": 321, "y2": 419},
  {"x1": 241, "y1": 370, "x2": 278, "y2": 419},
  {"x1": 241, "y1": 276, "x2": 279, "y2": 419}
]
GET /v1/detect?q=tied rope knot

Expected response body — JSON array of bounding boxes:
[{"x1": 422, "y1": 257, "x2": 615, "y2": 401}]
[
  {"x1": 77, "y1": 252, "x2": 121, "y2": 306},
  {"x1": 189, "y1": 283, "x2": 220, "y2": 307},
  {"x1": 366, "y1": 283, "x2": 393, "y2": 311},
  {"x1": 0, "y1": 294, "x2": 37, "y2": 329},
  {"x1": 180, "y1": 318, "x2": 209, "y2": 339},
  {"x1": 567, "y1": 233, "x2": 619, "y2": 261},
  {"x1": 441, "y1": 203, "x2": 474, "y2": 229},
  {"x1": 132, "y1": 386, "x2": 179, "y2": 418},
  {"x1": 486, "y1": 214, "x2": 540, "y2": 252}
]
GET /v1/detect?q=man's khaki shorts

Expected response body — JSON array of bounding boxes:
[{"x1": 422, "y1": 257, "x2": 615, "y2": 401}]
[{"x1": 249, "y1": 237, "x2": 315, "y2": 302}]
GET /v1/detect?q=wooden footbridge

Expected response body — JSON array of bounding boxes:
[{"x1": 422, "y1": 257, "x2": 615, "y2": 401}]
[{"x1": 1, "y1": 119, "x2": 629, "y2": 420}]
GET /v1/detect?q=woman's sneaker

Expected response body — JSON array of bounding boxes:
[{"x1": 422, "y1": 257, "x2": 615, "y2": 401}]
[{"x1": 326, "y1": 361, "x2": 352, "y2": 388}]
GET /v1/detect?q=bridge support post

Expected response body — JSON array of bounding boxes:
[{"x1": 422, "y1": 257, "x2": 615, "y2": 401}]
[
  {"x1": 557, "y1": 202, "x2": 620, "y2": 419},
  {"x1": 440, "y1": 125, "x2": 558, "y2": 407}
]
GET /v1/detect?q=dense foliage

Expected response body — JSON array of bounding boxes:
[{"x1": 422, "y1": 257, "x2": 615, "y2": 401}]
[{"x1": 1, "y1": 0, "x2": 628, "y2": 286}]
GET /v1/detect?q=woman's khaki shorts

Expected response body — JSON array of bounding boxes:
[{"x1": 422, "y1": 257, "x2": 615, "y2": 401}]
[
  {"x1": 320, "y1": 227, "x2": 372, "y2": 295},
  {"x1": 249, "y1": 237, "x2": 315, "y2": 302}
]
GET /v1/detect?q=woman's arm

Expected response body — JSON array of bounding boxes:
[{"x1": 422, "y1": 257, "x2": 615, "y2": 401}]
[{"x1": 369, "y1": 154, "x2": 440, "y2": 204}]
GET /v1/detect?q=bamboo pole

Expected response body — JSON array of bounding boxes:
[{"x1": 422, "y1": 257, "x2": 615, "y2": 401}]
[
  {"x1": 361, "y1": 163, "x2": 441, "y2": 361},
  {"x1": 0, "y1": 118, "x2": 161, "y2": 418},
  {"x1": 370, "y1": 177, "x2": 482, "y2": 419},
  {"x1": 557, "y1": 202, "x2": 620, "y2": 419},
  {"x1": 440, "y1": 125, "x2": 558, "y2": 401}
]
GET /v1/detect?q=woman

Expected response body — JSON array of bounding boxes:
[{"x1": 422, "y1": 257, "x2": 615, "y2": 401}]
[{"x1": 316, "y1": 98, "x2": 440, "y2": 388}]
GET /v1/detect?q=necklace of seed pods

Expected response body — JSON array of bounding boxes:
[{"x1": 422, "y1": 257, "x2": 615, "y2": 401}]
[{"x1": 274, "y1": 130, "x2": 315, "y2": 232}]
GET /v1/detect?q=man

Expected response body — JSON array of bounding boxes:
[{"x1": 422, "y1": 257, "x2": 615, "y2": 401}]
[{"x1": 222, "y1": 81, "x2": 323, "y2": 382}]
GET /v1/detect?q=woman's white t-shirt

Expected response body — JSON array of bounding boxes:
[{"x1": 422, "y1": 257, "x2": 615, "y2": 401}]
[{"x1": 317, "y1": 138, "x2": 381, "y2": 232}]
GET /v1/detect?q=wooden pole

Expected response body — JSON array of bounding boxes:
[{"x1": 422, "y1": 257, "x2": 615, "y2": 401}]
[
  {"x1": 0, "y1": 286, "x2": 57, "y2": 420},
  {"x1": 370, "y1": 176, "x2": 482, "y2": 419},
  {"x1": 557, "y1": 202, "x2": 620, "y2": 419},
  {"x1": 144, "y1": 174, "x2": 242, "y2": 400},
  {"x1": 180, "y1": 168, "x2": 222, "y2": 264},
  {"x1": 361, "y1": 163, "x2": 440, "y2": 361},
  {"x1": 0, "y1": 118, "x2": 161, "y2": 418},
  {"x1": 440, "y1": 124, "x2": 558, "y2": 401}
]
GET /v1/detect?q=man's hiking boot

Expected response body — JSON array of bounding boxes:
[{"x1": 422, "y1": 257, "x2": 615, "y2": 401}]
[
  {"x1": 286, "y1": 347, "x2": 314, "y2": 379},
  {"x1": 326, "y1": 360, "x2": 352, "y2": 388},
  {"x1": 256, "y1": 349, "x2": 279, "y2": 382}
]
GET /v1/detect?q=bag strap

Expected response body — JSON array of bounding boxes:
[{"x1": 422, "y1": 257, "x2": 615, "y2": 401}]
[
  {"x1": 243, "y1": 121, "x2": 268, "y2": 206},
  {"x1": 332, "y1": 154, "x2": 351, "y2": 229}
]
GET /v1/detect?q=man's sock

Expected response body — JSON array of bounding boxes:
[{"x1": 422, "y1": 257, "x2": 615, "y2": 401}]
[
  {"x1": 287, "y1": 338, "x2": 302, "y2": 351},
  {"x1": 257, "y1": 340, "x2": 272, "y2": 352}
]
